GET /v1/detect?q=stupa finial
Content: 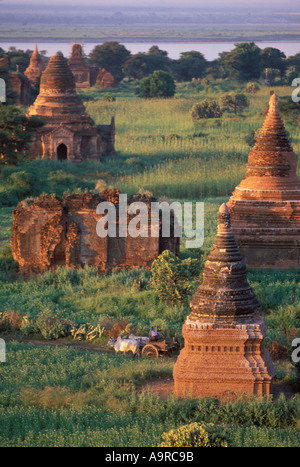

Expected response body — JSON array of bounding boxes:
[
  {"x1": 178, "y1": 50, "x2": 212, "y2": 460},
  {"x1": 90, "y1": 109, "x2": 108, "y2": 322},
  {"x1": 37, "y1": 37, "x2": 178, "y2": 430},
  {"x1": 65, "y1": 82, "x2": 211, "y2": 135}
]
[{"x1": 217, "y1": 202, "x2": 231, "y2": 233}]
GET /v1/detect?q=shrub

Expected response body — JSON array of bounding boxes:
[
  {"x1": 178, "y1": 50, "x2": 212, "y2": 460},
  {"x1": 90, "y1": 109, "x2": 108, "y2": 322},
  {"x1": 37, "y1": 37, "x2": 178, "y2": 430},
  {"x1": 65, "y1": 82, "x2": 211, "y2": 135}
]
[
  {"x1": 157, "y1": 422, "x2": 229, "y2": 447},
  {"x1": 20, "y1": 316, "x2": 35, "y2": 336},
  {"x1": 150, "y1": 250, "x2": 198, "y2": 306},
  {"x1": 0, "y1": 310, "x2": 23, "y2": 332},
  {"x1": 245, "y1": 82, "x2": 260, "y2": 94},
  {"x1": 191, "y1": 99, "x2": 222, "y2": 121},
  {"x1": 137, "y1": 71, "x2": 176, "y2": 99},
  {"x1": 35, "y1": 309, "x2": 73, "y2": 340},
  {"x1": 102, "y1": 94, "x2": 116, "y2": 102}
]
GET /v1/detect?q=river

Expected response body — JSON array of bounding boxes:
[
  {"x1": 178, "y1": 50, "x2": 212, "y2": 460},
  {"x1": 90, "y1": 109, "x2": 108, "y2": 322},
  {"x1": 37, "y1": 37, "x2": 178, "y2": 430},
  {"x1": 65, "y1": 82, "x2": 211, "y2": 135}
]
[{"x1": 0, "y1": 40, "x2": 299, "y2": 61}]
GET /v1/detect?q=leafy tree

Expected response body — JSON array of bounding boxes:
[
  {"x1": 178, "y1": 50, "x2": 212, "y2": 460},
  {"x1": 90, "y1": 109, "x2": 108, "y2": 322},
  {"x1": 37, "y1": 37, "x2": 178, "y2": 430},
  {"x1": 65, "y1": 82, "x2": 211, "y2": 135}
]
[
  {"x1": 191, "y1": 99, "x2": 222, "y2": 121},
  {"x1": 137, "y1": 70, "x2": 176, "y2": 99},
  {"x1": 7, "y1": 47, "x2": 31, "y2": 73},
  {"x1": 89, "y1": 42, "x2": 131, "y2": 82},
  {"x1": 278, "y1": 96, "x2": 300, "y2": 125},
  {"x1": 150, "y1": 250, "x2": 198, "y2": 306},
  {"x1": 123, "y1": 52, "x2": 171, "y2": 80},
  {"x1": 264, "y1": 68, "x2": 280, "y2": 85},
  {"x1": 173, "y1": 51, "x2": 207, "y2": 82},
  {"x1": 147, "y1": 45, "x2": 168, "y2": 57},
  {"x1": 123, "y1": 54, "x2": 150, "y2": 80},
  {"x1": 220, "y1": 92, "x2": 249, "y2": 115},
  {"x1": 287, "y1": 52, "x2": 300, "y2": 72},
  {"x1": 221, "y1": 42, "x2": 261, "y2": 81},
  {"x1": 0, "y1": 104, "x2": 44, "y2": 165},
  {"x1": 0, "y1": 67, "x2": 18, "y2": 104},
  {"x1": 260, "y1": 47, "x2": 287, "y2": 79}
]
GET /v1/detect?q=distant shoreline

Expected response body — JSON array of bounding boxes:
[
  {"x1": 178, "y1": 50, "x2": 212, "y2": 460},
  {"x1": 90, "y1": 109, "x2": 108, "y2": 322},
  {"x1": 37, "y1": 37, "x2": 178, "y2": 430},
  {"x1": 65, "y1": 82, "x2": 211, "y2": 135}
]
[{"x1": 1, "y1": 38, "x2": 300, "y2": 43}]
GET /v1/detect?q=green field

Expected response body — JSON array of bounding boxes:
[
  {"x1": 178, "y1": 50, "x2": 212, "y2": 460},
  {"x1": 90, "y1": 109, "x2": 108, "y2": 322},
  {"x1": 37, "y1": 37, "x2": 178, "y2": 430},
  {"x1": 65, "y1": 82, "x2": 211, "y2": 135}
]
[{"x1": 0, "y1": 81, "x2": 299, "y2": 447}]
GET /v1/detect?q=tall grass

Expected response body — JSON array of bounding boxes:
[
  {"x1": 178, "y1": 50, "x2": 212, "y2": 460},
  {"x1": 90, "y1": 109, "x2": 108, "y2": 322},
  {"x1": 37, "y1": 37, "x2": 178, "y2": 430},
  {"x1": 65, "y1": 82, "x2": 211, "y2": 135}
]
[{"x1": 0, "y1": 342, "x2": 299, "y2": 447}]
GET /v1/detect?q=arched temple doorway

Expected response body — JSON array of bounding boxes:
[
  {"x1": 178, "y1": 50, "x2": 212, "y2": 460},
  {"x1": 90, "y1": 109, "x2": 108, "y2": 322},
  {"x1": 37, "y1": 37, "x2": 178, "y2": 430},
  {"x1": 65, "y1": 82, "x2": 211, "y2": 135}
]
[
  {"x1": 57, "y1": 143, "x2": 68, "y2": 161},
  {"x1": 53, "y1": 242, "x2": 66, "y2": 267}
]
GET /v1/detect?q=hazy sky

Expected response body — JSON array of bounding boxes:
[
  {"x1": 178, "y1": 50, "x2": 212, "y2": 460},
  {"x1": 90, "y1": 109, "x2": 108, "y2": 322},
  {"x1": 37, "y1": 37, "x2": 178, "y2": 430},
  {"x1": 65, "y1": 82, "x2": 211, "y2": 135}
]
[{"x1": 2, "y1": 0, "x2": 298, "y2": 6}]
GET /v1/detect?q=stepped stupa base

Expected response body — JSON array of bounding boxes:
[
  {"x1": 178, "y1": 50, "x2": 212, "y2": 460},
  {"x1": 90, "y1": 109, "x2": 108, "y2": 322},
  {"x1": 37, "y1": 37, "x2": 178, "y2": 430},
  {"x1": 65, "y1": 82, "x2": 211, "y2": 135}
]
[
  {"x1": 173, "y1": 314, "x2": 274, "y2": 399},
  {"x1": 228, "y1": 198, "x2": 300, "y2": 269}
]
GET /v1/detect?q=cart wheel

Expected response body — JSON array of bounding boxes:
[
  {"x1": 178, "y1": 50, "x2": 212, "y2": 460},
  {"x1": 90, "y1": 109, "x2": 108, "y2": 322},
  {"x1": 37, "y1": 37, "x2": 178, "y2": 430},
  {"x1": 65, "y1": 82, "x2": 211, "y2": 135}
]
[{"x1": 142, "y1": 344, "x2": 159, "y2": 358}]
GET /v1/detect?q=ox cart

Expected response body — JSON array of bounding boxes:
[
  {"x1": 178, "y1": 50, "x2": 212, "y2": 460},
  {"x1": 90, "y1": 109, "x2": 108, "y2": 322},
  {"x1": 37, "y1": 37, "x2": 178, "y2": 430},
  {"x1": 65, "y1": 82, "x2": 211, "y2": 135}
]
[{"x1": 141, "y1": 339, "x2": 180, "y2": 358}]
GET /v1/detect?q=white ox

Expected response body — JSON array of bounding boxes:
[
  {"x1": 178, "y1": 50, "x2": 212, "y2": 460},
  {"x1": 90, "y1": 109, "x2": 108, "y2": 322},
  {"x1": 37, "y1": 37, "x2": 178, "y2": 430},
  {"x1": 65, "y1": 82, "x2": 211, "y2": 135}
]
[
  {"x1": 108, "y1": 337, "x2": 140, "y2": 356},
  {"x1": 129, "y1": 334, "x2": 150, "y2": 348}
]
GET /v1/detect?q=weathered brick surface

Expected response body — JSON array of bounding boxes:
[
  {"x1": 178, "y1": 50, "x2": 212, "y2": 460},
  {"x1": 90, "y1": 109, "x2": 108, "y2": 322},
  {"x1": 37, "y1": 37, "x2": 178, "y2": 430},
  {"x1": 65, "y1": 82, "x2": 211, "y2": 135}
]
[
  {"x1": 11, "y1": 191, "x2": 179, "y2": 276},
  {"x1": 24, "y1": 44, "x2": 45, "y2": 87},
  {"x1": 68, "y1": 44, "x2": 92, "y2": 89},
  {"x1": 27, "y1": 51, "x2": 115, "y2": 161},
  {"x1": 228, "y1": 93, "x2": 300, "y2": 268},
  {"x1": 96, "y1": 68, "x2": 117, "y2": 89},
  {"x1": 173, "y1": 204, "x2": 274, "y2": 399}
]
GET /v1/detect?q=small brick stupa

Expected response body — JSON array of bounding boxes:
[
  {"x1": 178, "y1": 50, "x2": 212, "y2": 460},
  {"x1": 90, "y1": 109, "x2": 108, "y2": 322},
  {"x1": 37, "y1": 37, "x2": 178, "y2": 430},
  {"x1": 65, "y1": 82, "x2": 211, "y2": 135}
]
[
  {"x1": 173, "y1": 203, "x2": 274, "y2": 399},
  {"x1": 24, "y1": 44, "x2": 45, "y2": 86},
  {"x1": 96, "y1": 68, "x2": 117, "y2": 89},
  {"x1": 27, "y1": 51, "x2": 115, "y2": 161},
  {"x1": 228, "y1": 93, "x2": 300, "y2": 268}
]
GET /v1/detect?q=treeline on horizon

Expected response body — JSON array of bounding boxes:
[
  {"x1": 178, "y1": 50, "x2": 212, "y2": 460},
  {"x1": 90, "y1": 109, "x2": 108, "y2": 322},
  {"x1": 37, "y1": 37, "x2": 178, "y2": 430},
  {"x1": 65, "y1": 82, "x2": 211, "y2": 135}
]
[{"x1": 2, "y1": 41, "x2": 300, "y2": 86}]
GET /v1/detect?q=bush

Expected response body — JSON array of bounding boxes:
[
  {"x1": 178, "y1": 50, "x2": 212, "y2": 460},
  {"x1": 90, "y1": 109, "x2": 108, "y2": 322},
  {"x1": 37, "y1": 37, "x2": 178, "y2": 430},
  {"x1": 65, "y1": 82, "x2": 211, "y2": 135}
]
[
  {"x1": 150, "y1": 250, "x2": 199, "y2": 306},
  {"x1": 157, "y1": 422, "x2": 229, "y2": 447},
  {"x1": 191, "y1": 99, "x2": 223, "y2": 121},
  {"x1": 245, "y1": 82, "x2": 260, "y2": 94},
  {"x1": 102, "y1": 94, "x2": 116, "y2": 102},
  {"x1": 137, "y1": 71, "x2": 176, "y2": 99},
  {"x1": 35, "y1": 309, "x2": 73, "y2": 340},
  {"x1": 0, "y1": 310, "x2": 23, "y2": 332}
]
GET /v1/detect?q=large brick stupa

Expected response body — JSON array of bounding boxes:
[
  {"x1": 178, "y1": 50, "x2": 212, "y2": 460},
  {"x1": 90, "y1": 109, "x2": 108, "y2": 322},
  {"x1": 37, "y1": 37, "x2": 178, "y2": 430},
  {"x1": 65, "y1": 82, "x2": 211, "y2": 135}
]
[
  {"x1": 27, "y1": 51, "x2": 115, "y2": 162},
  {"x1": 173, "y1": 203, "x2": 274, "y2": 399},
  {"x1": 228, "y1": 93, "x2": 300, "y2": 268}
]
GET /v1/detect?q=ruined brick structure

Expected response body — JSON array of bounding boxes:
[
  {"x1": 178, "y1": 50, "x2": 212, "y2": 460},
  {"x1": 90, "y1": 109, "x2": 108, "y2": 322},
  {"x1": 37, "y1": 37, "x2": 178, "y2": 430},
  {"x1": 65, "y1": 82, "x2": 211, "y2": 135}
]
[
  {"x1": 173, "y1": 203, "x2": 274, "y2": 399},
  {"x1": 96, "y1": 68, "x2": 117, "y2": 89},
  {"x1": 68, "y1": 44, "x2": 92, "y2": 89},
  {"x1": 27, "y1": 51, "x2": 115, "y2": 162},
  {"x1": 24, "y1": 44, "x2": 45, "y2": 87},
  {"x1": 228, "y1": 93, "x2": 300, "y2": 268},
  {"x1": 11, "y1": 190, "x2": 180, "y2": 276}
]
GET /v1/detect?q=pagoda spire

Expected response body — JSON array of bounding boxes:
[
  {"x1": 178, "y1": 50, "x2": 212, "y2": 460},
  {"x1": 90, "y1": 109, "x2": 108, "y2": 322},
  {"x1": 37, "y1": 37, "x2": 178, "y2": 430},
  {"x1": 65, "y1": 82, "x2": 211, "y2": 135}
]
[
  {"x1": 189, "y1": 203, "x2": 259, "y2": 324},
  {"x1": 24, "y1": 44, "x2": 44, "y2": 85},
  {"x1": 232, "y1": 92, "x2": 300, "y2": 201},
  {"x1": 173, "y1": 202, "x2": 274, "y2": 398}
]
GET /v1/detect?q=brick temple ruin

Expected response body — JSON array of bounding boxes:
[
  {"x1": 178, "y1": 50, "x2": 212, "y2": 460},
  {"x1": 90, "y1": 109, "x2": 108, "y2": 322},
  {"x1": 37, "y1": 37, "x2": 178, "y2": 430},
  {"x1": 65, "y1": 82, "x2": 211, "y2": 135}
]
[
  {"x1": 173, "y1": 203, "x2": 274, "y2": 399},
  {"x1": 27, "y1": 51, "x2": 115, "y2": 162},
  {"x1": 11, "y1": 190, "x2": 180, "y2": 276},
  {"x1": 96, "y1": 68, "x2": 117, "y2": 89},
  {"x1": 68, "y1": 44, "x2": 99, "y2": 89},
  {"x1": 228, "y1": 93, "x2": 300, "y2": 268},
  {"x1": 67, "y1": 44, "x2": 116, "y2": 89}
]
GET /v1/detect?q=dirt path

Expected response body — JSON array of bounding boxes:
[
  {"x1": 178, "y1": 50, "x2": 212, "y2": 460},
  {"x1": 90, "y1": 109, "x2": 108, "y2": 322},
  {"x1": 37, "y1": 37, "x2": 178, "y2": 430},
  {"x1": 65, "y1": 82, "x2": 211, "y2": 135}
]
[{"x1": 4, "y1": 334, "x2": 298, "y2": 400}]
